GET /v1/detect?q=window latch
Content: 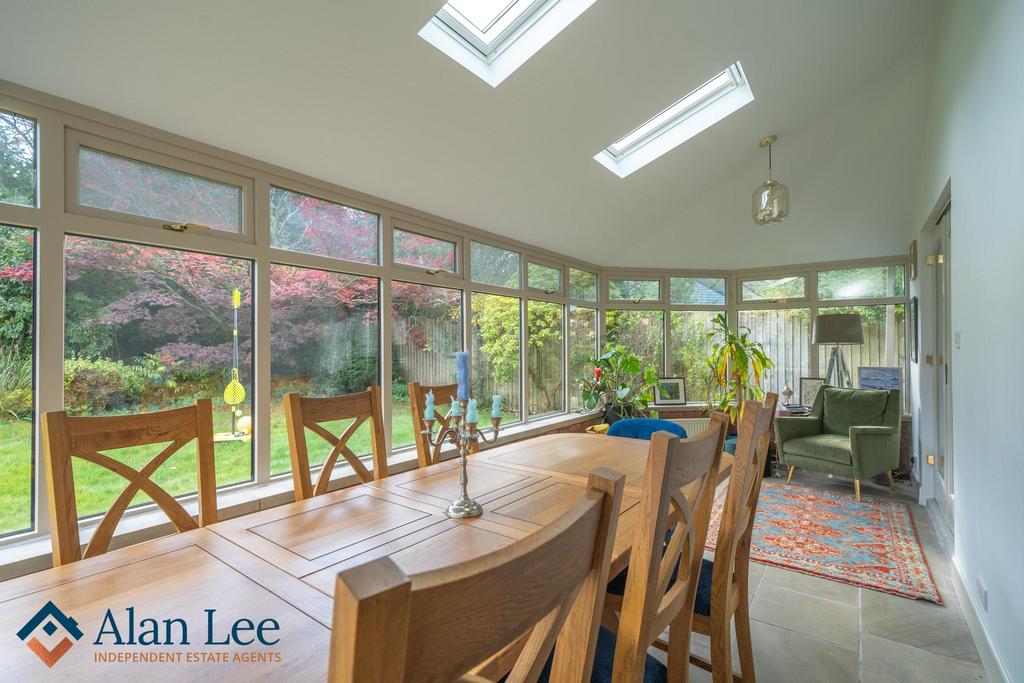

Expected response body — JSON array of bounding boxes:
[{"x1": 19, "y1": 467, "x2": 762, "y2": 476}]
[
  {"x1": 162, "y1": 222, "x2": 212, "y2": 233},
  {"x1": 425, "y1": 268, "x2": 441, "y2": 275}
]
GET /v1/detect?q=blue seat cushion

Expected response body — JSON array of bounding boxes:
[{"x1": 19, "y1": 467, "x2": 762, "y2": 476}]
[
  {"x1": 724, "y1": 435, "x2": 738, "y2": 454},
  {"x1": 693, "y1": 558, "x2": 714, "y2": 616},
  {"x1": 606, "y1": 418, "x2": 686, "y2": 441},
  {"x1": 533, "y1": 626, "x2": 667, "y2": 683}
]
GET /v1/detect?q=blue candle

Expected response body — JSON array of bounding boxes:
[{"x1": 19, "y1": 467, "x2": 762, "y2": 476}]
[
  {"x1": 466, "y1": 399, "x2": 478, "y2": 423},
  {"x1": 423, "y1": 391, "x2": 435, "y2": 420},
  {"x1": 491, "y1": 394, "x2": 502, "y2": 419},
  {"x1": 455, "y1": 351, "x2": 470, "y2": 401},
  {"x1": 450, "y1": 396, "x2": 461, "y2": 416}
]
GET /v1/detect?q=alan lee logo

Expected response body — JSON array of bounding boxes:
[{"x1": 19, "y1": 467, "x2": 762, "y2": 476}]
[{"x1": 93, "y1": 607, "x2": 281, "y2": 646}]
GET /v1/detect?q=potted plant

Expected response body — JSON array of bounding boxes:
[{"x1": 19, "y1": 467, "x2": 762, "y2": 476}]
[
  {"x1": 580, "y1": 345, "x2": 658, "y2": 423},
  {"x1": 704, "y1": 313, "x2": 773, "y2": 422}
]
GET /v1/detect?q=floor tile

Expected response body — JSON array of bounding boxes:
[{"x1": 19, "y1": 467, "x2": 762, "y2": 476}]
[
  {"x1": 750, "y1": 583, "x2": 859, "y2": 651},
  {"x1": 749, "y1": 620, "x2": 859, "y2": 683},
  {"x1": 760, "y1": 565, "x2": 860, "y2": 606},
  {"x1": 861, "y1": 634, "x2": 987, "y2": 682}
]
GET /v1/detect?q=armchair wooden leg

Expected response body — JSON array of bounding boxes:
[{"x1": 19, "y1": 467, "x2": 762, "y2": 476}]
[
  {"x1": 854, "y1": 479, "x2": 861, "y2": 502},
  {"x1": 887, "y1": 470, "x2": 896, "y2": 491},
  {"x1": 785, "y1": 466, "x2": 795, "y2": 484}
]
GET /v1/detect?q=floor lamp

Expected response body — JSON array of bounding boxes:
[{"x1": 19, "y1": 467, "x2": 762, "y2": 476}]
[{"x1": 812, "y1": 313, "x2": 863, "y2": 388}]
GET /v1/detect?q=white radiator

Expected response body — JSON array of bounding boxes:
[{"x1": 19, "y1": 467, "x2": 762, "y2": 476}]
[{"x1": 668, "y1": 417, "x2": 712, "y2": 437}]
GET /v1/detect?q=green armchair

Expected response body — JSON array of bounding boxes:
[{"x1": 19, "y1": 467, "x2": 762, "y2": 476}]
[{"x1": 775, "y1": 387, "x2": 901, "y2": 501}]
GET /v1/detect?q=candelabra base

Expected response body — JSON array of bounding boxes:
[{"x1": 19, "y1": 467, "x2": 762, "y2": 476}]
[{"x1": 445, "y1": 497, "x2": 483, "y2": 519}]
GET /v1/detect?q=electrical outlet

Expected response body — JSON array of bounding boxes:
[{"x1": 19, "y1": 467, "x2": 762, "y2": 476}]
[{"x1": 976, "y1": 577, "x2": 988, "y2": 612}]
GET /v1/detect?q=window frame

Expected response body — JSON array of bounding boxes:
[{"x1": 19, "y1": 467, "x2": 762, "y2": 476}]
[
  {"x1": 526, "y1": 257, "x2": 564, "y2": 297},
  {"x1": 390, "y1": 220, "x2": 463, "y2": 280},
  {"x1": 567, "y1": 266, "x2": 599, "y2": 303},
  {"x1": 604, "y1": 272, "x2": 664, "y2": 304}
]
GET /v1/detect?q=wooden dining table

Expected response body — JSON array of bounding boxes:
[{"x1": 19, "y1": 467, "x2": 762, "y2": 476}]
[{"x1": 0, "y1": 433, "x2": 732, "y2": 681}]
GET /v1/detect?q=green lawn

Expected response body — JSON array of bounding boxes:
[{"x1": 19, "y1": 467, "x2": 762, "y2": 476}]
[{"x1": 0, "y1": 400, "x2": 520, "y2": 535}]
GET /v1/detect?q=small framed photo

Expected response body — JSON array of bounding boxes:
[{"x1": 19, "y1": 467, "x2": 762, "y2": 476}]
[
  {"x1": 654, "y1": 377, "x2": 687, "y2": 406},
  {"x1": 799, "y1": 377, "x2": 826, "y2": 407},
  {"x1": 858, "y1": 366, "x2": 902, "y2": 391},
  {"x1": 909, "y1": 240, "x2": 918, "y2": 281}
]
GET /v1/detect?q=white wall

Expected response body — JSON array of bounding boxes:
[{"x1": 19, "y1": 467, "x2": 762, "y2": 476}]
[{"x1": 910, "y1": 1, "x2": 1024, "y2": 679}]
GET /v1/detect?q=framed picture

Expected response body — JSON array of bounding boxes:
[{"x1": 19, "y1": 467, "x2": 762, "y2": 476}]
[
  {"x1": 909, "y1": 240, "x2": 918, "y2": 281},
  {"x1": 858, "y1": 366, "x2": 902, "y2": 391},
  {"x1": 910, "y1": 296, "x2": 919, "y2": 363},
  {"x1": 654, "y1": 377, "x2": 687, "y2": 405},
  {"x1": 799, "y1": 377, "x2": 826, "y2": 407}
]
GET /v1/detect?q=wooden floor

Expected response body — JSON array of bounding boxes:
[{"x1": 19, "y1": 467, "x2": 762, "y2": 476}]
[{"x1": 654, "y1": 470, "x2": 987, "y2": 683}]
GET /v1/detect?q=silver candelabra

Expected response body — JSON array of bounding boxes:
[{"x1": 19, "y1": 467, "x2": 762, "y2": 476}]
[{"x1": 421, "y1": 399, "x2": 502, "y2": 518}]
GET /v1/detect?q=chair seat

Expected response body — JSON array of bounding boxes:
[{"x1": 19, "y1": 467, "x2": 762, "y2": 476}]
[
  {"x1": 606, "y1": 418, "x2": 686, "y2": 441},
  {"x1": 781, "y1": 433, "x2": 853, "y2": 465},
  {"x1": 724, "y1": 435, "x2": 738, "y2": 454},
  {"x1": 694, "y1": 558, "x2": 714, "y2": 616},
  {"x1": 533, "y1": 627, "x2": 667, "y2": 683}
]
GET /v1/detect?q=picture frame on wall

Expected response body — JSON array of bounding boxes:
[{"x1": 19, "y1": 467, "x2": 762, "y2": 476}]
[
  {"x1": 858, "y1": 366, "x2": 902, "y2": 391},
  {"x1": 799, "y1": 377, "x2": 826, "y2": 408},
  {"x1": 909, "y1": 240, "x2": 918, "y2": 281},
  {"x1": 654, "y1": 377, "x2": 687, "y2": 406},
  {"x1": 910, "y1": 296, "x2": 919, "y2": 363}
]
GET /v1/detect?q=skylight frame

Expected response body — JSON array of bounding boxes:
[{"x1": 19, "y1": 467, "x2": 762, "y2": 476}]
[
  {"x1": 594, "y1": 62, "x2": 755, "y2": 178},
  {"x1": 437, "y1": 0, "x2": 548, "y2": 57}
]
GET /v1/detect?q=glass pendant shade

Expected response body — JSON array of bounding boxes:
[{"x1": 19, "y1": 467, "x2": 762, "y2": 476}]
[{"x1": 753, "y1": 179, "x2": 789, "y2": 225}]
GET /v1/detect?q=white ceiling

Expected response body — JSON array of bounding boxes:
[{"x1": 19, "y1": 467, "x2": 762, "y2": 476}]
[{"x1": 0, "y1": 0, "x2": 940, "y2": 269}]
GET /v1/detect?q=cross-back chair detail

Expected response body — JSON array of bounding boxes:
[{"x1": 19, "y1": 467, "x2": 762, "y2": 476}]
[
  {"x1": 605, "y1": 413, "x2": 730, "y2": 682},
  {"x1": 328, "y1": 468, "x2": 626, "y2": 683},
  {"x1": 284, "y1": 387, "x2": 388, "y2": 500},
  {"x1": 408, "y1": 381, "x2": 478, "y2": 468},
  {"x1": 42, "y1": 398, "x2": 218, "y2": 567}
]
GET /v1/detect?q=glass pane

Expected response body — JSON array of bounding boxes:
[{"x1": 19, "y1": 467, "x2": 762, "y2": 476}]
[
  {"x1": 604, "y1": 309, "x2": 664, "y2": 373},
  {"x1": 471, "y1": 241, "x2": 520, "y2": 288},
  {"x1": 737, "y1": 308, "x2": 811, "y2": 396},
  {"x1": 527, "y1": 301, "x2": 564, "y2": 417},
  {"x1": 669, "y1": 311, "x2": 722, "y2": 402},
  {"x1": 471, "y1": 293, "x2": 521, "y2": 425},
  {"x1": 527, "y1": 262, "x2": 561, "y2": 292},
  {"x1": 0, "y1": 225, "x2": 34, "y2": 535},
  {"x1": 670, "y1": 277, "x2": 726, "y2": 305},
  {"x1": 741, "y1": 276, "x2": 805, "y2": 301},
  {"x1": 608, "y1": 278, "x2": 660, "y2": 301},
  {"x1": 64, "y1": 236, "x2": 253, "y2": 517},
  {"x1": 817, "y1": 304, "x2": 906, "y2": 391},
  {"x1": 78, "y1": 147, "x2": 242, "y2": 232},
  {"x1": 270, "y1": 265, "x2": 379, "y2": 475},
  {"x1": 391, "y1": 281, "x2": 462, "y2": 450},
  {"x1": 569, "y1": 268, "x2": 597, "y2": 301},
  {"x1": 0, "y1": 110, "x2": 36, "y2": 207},
  {"x1": 818, "y1": 265, "x2": 906, "y2": 300},
  {"x1": 568, "y1": 306, "x2": 597, "y2": 411},
  {"x1": 270, "y1": 186, "x2": 379, "y2": 264},
  {"x1": 393, "y1": 228, "x2": 457, "y2": 272}
]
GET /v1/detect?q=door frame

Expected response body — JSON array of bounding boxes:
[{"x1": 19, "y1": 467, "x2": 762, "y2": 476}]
[{"x1": 931, "y1": 203, "x2": 954, "y2": 533}]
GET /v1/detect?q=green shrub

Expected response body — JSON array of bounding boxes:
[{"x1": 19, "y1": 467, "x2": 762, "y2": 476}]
[
  {"x1": 316, "y1": 352, "x2": 379, "y2": 396},
  {"x1": 64, "y1": 356, "x2": 142, "y2": 414},
  {"x1": 0, "y1": 349, "x2": 33, "y2": 419}
]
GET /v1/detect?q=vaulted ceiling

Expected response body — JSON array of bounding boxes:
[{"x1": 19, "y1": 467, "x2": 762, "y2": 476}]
[{"x1": 0, "y1": 0, "x2": 940, "y2": 268}]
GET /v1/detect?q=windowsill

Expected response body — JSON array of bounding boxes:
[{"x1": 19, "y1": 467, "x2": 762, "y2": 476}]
[{"x1": 0, "y1": 410, "x2": 599, "y2": 581}]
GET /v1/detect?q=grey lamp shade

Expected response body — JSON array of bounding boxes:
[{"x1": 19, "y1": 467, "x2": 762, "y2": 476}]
[{"x1": 812, "y1": 313, "x2": 864, "y2": 344}]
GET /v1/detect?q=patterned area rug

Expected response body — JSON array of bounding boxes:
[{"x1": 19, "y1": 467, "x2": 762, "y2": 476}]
[{"x1": 706, "y1": 480, "x2": 943, "y2": 604}]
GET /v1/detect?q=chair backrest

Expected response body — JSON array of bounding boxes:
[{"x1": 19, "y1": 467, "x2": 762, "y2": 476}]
[
  {"x1": 820, "y1": 387, "x2": 895, "y2": 435},
  {"x1": 328, "y1": 468, "x2": 626, "y2": 683},
  {"x1": 42, "y1": 399, "x2": 218, "y2": 567},
  {"x1": 284, "y1": 387, "x2": 388, "y2": 501},
  {"x1": 710, "y1": 395, "x2": 778, "y2": 609},
  {"x1": 612, "y1": 415, "x2": 729, "y2": 680},
  {"x1": 606, "y1": 417, "x2": 687, "y2": 441},
  {"x1": 407, "y1": 381, "x2": 477, "y2": 467}
]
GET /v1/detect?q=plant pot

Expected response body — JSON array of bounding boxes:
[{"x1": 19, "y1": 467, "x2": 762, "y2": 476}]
[{"x1": 603, "y1": 404, "x2": 637, "y2": 424}]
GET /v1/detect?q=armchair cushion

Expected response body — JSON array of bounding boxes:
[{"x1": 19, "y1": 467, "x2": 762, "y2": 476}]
[
  {"x1": 822, "y1": 388, "x2": 890, "y2": 436},
  {"x1": 781, "y1": 434, "x2": 853, "y2": 465}
]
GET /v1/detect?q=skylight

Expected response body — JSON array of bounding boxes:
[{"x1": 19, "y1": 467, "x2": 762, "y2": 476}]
[
  {"x1": 420, "y1": 0, "x2": 596, "y2": 87},
  {"x1": 594, "y1": 62, "x2": 755, "y2": 178}
]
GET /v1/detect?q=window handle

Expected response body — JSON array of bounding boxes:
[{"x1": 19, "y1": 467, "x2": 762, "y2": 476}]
[
  {"x1": 425, "y1": 268, "x2": 441, "y2": 275},
  {"x1": 162, "y1": 222, "x2": 212, "y2": 234}
]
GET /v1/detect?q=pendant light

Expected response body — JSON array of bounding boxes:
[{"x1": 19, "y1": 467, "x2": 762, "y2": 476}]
[{"x1": 752, "y1": 134, "x2": 789, "y2": 225}]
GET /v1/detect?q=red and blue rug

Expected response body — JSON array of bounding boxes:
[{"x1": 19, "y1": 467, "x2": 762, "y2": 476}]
[{"x1": 706, "y1": 480, "x2": 943, "y2": 604}]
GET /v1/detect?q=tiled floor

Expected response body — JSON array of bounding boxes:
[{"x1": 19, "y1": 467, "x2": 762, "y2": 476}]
[{"x1": 651, "y1": 470, "x2": 988, "y2": 682}]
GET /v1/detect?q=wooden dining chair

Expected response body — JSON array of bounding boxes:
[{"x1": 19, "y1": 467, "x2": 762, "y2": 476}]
[
  {"x1": 284, "y1": 386, "x2": 388, "y2": 501},
  {"x1": 598, "y1": 413, "x2": 730, "y2": 682},
  {"x1": 41, "y1": 398, "x2": 218, "y2": 567},
  {"x1": 689, "y1": 393, "x2": 778, "y2": 683},
  {"x1": 408, "y1": 381, "x2": 477, "y2": 468},
  {"x1": 328, "y1": 468, "x2": 626, "y2": 683}
]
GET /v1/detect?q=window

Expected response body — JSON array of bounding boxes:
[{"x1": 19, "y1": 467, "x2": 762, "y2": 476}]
[
  {"x1": 608, "y1": 278, "x2": 660, "y2": 302},
  {"x1": 740, "y1": 275, "x2": 806, "y2": 302},
  {"x1": 604, "y1": 309, "x2": 664, "y2": 373},
  {"x1": 420, "y1": 0, "x2": 598, "y2": 87},
  {"x1": 668, "y1": 311, "x2": 721, "y2": 402},
  {"x1": 817, "y1": 304, "x2": 906, "y2": 391},
  {"x1": 270, "y1": 265, "x2": 379, "y2": 475},
  {"x1": 0, "y1": 110, "x2": 36, "y2": 207},
  {"x1": 569, "y1": 268, "x2": 597, "y2": 301},
  {"x1": 63, "y1": 236, "x2": 253, "y2": 516},
  {"x1": 270, "y1": 186, "x2": 379, "y2": 264},
  {"x1": 527, "y1": 261, "x2": 561, "y2": 292},
  {"x1": 471, "y1": 293, "x2": 521, "y2": 424},
  {"x1": 737, "y1": 308, "x2": 811, "y2": 396},
  {"x1": 391, "y1": 281, "x2": 462, "y2": 449},
  {"x1": 0, "y1": 225, "x2": 34, "y2": 536},
  {"x1": 527, "y1": 300, "x2": 564, "y2": 417},
  {"x1": 78, "y1": 147, "x2": 242, "y2": 232},
  {"x1": 818, "y1": 265, "x2": 905, "y2": 300},
  {"x1": 568, "y1": 305, "x2": 597, "y2": 410},
  {"x1": 594, "y1": 62, "x2": 754, "y2": 178},
  {"x1": 670, "y1": 277, "x2": 726, "y2": 305},
  {"x1": 471, "y1": 241, "x2": 520, "y2": 288},
  {"x1": 393, "y1": 227, "x2": 457, "y2": 273}
]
